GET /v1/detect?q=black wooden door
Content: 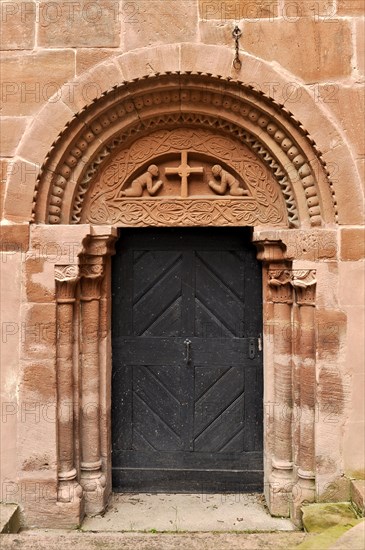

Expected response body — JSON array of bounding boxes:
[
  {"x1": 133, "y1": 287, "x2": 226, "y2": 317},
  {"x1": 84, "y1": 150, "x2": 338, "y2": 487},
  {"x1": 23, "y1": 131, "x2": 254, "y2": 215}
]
[{"x1": 112, "y1": 228, "x2": 263, "y2": 492}]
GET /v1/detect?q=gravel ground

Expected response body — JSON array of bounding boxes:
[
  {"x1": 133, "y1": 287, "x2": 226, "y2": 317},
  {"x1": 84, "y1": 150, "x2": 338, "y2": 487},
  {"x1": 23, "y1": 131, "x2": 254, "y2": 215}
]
[{"x1": 0, "y1": 530, "x2": 310, "y2": 550}]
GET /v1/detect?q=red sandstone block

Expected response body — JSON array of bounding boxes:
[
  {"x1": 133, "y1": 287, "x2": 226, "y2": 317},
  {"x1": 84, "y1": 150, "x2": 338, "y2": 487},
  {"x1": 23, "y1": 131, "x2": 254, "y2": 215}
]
[
  {"x1": 240, "y1": 17, "x2": 352, "y2": 82},
  {"x1": 282, "y1": 0, "x2": 336, "y2": 18},
  {"x1": 37, "y1": 1, "x2": 120, "y2": 48},
  {"x1": 76, "y1": 48, "x2": 119, "y2": 76},
  {"x1": 0, "y1": 51, "x2": 75, "y2": 116},
  {"x1": 0, "y1": 0, "x2": 36, "y2": 50},
  {"x1": 323, "y1": 86, "x2": 365, "y2": 157},
  {"x1": 337, "y1": 0, "x2": 365, "y2": 15},
  {"x1": 341, "y1": 228, "x2": 365, "y2": 261},
  {"x1": 0, "y1": 117, "x2": 31, "y2": 157},
  {"x1": 199, "y1": 0, "x2": 278, "y2": 20},
  {"x1": 122, "y1": 0, "x2": 198, "y2": 50}
]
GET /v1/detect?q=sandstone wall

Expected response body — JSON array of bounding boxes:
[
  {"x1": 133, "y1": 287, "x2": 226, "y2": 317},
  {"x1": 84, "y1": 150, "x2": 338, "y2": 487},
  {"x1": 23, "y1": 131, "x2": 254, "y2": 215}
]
[{"x1": 1, "y1": 0, "x2": 364, "y2": 512}]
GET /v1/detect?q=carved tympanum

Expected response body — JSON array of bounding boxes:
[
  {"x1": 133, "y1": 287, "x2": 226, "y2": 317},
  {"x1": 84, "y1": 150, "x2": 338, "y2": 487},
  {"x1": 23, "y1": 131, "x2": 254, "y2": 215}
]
[
  {"x1": 120, "y1": 164, "x2": 163, "y2": 197},
  {"x1": 209, "y1": 164, "x2": 249, "y2": 196},
  {"x1": 165, "y1": 151, "x2": 204, "y2": 198},
  {"x1": 33, "y1": 73, "x2": 336, "y2": 227},
  {"x1": 84, "y1": 128, "x2": 287, "y2": 227}
]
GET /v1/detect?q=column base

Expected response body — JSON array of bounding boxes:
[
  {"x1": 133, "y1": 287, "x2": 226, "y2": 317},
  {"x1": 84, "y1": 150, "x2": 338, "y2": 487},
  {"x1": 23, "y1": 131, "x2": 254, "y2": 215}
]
[
  {"x1": 80, "y1": 470, "x2": 108, "y2": 516},
  {"x1": 19, "y1": 477, "x2": 84, "y2": 529},
  {"x1": 291, "y1": 471, "x2": 316, "y2": 526},
  {"x1": 267, "y1": 466, "x2": 294, "y2": 518}
]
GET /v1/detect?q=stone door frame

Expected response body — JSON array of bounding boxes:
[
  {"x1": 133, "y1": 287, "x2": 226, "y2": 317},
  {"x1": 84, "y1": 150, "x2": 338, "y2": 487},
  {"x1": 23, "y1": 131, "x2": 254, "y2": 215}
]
[
  {"x1": 9, "y1": 60, "x2": 353, "y2": 528},
  {"x1": 19, "y1": 222, "x2": 320, "y2": 528}
]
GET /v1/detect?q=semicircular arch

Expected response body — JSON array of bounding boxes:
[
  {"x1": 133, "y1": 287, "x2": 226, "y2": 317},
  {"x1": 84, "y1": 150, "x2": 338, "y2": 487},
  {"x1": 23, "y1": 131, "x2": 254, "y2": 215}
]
[{"x1": 5, "y1": 44, "x2": 362, "y2": 226}]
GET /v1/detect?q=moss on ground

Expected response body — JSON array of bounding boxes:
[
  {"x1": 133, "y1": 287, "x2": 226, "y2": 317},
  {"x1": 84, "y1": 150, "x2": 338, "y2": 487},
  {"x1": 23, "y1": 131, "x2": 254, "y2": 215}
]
[{"x1": 302, "y1": 502, "x2": 358, "y2": 533}]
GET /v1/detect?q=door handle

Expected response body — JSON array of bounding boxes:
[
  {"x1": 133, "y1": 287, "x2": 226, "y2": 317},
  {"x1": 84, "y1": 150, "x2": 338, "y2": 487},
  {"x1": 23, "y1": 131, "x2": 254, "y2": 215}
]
[{"x1": 184, "y1": 339, "x2": 192, "y2": 365}]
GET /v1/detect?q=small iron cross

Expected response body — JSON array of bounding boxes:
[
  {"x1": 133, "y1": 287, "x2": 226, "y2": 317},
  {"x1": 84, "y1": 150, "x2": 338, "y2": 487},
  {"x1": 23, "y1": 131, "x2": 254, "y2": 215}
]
[{"x1": 165, "y1": 151, "x2": 204, "y2": 198}]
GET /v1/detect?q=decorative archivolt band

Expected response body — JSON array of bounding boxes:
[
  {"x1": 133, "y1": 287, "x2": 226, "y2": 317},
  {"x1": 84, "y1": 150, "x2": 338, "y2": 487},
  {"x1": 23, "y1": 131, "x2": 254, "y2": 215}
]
[{"x1": 34, "y1": 73, "x2": 337, "y2": 227}]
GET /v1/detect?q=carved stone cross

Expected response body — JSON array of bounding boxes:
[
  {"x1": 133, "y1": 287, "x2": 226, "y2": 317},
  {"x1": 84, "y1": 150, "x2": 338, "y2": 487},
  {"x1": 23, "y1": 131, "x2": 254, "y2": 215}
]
[{"x1": 165, "y1": 151, "x2": 204, "y2": 198}]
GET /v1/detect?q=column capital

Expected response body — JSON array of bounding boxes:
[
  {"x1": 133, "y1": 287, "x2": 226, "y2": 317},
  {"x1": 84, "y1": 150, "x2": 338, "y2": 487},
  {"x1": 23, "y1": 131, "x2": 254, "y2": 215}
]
[
  {"x1": 291, "y1": 269, "x2": 316, "y2": 305},
  {"x1": 55, "y1": 265, "x2": 79, "y2": 303},
  {"x1": 83, "y1": 227, "x2": 117, "y2": 258},
  {"x1": 268, "y1": 268, "x2": 293, "y2": 304},
  {"x1": 55, "y1": 264, "x2": 79, "y2": 283},
  {"x1": 252, "y1": 238, "x2": 287, "y2": 264}
]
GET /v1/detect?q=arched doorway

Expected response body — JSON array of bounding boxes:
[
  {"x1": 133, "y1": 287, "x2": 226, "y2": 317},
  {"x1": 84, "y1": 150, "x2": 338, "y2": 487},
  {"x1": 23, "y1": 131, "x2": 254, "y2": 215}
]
[{"x1": 9, "y1": 65, "x2": 347, "y2": 527}]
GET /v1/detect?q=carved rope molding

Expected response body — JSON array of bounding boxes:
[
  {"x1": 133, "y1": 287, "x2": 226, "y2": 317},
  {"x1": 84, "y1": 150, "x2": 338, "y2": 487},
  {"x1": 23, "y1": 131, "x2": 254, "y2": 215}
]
[{"x1": 32, "y1": 74, "x2": 336, "y2": 227}]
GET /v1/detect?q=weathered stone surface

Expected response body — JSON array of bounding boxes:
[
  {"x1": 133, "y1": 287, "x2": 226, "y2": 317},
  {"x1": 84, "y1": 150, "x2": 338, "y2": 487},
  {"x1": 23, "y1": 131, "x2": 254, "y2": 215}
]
[
  {"x1": 16, "y1": 101, "x2": 74, "y2": 166},
  {"x1": 282, "y1": 0, "x2": 336, "y2": 18},
  {"x1": 0, "y1": 162, "x2": 5, "y2": 215},
  {"x1": 0, "y1": 225, "x2": 29, "y2": 251},
  {"x1": 321, "y1": 148, "x2": 364, "y2": 225},
  {"x1": 302, "y1": 502, "x2": 358, "y2": 533},
  {"x1": 20, "y1": 304, "x2": 56, "y2": 362},
  {"x1": 325, "y1": 86, "x2": 365, "y2": 156},
  {"x1": 38, "y1": 1, "x2": 120, "y2": 47},
  {"x1": 0, "y1": 250, "x2": 22, "y2": 491},
  {"x1": 240, "y1": 18, "x2": 352, "y2": 82},
  {"x1": 2, "y1": 158, "x2": 38, "y2": 222},
  {"x1": 180, "y1": 42, "x2": 234, "y2": 76},
  {"x1": 116, "y1": 44, "x2": 180, "y2": 81},
  {"x1": 0, "y1": 0, "x2": 36, "y2": 50},
  {"x1": 0, "y1": 117, "x2": 31, "y2": 157},
  {"x1": 339, "y1": 262, "x2": 365, "y2": 306},
  {"x1": 62, "y1": 58, "x2": 123, "y2": 112},
  {"x1": 355, "y1": 17, "x2": 365, "y2": 76},
  {"x1": 0, "y1": 51, "x2": 75, "y2": 116},
  {"x1": 122, "y1": 1, "x2": 198, "y2": 50},
  {"x1": 337, "y1": 0, "x2": 365, "y2": 15},
  {"x1": 341, "y1": 228, "x2": 365, "y2": 261},
  {"x1": 317, "y1": 309, "x2": 347, "y2": 361},
  {"x1": 76, "y1": 48, "x2": 119, "y2": 75},
  {"x1": 199, "y1": 20, "x2": 236, "y2": 46},
  {"x1": 25, "y1": 258, "x2": 56, "y2": 303},
  {"x1": 198, "y1": 0, "x2": 278, "y2": 20}
]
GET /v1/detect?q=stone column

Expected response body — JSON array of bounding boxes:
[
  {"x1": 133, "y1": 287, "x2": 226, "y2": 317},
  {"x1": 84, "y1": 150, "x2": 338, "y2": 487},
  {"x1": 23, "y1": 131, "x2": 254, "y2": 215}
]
[
  {"x1": 79, "y1": 230, "x2": 116, "y2": 515},
  {"x1": 267, "y1": 268, "x2": 294, "y2": 517},
  {"x1": 291, "y1": 270, "x2": 317, "y2": 523},
  {"x1": 254, "y1": 239, "x2": 294, "y2": 517},
  {"x1": 55, "y1": 265, "x2": 83, "y2": 508}
]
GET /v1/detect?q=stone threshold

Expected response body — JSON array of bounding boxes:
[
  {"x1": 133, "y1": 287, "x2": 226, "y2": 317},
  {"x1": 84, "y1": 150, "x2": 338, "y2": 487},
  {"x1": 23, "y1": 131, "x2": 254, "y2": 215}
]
[{"x1": 81, "y1": 492, "x2": 296, "y2": 533}]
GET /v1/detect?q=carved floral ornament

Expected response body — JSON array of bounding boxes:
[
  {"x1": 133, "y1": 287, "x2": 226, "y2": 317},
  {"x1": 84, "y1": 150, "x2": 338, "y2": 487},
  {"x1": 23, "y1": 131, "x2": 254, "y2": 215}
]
[
  {"x1": 268, "y1": 268, "x2": 316, "y2": 304},
  {"x1": 33, "y1": 73, "x2": 337, "y2": 228}
]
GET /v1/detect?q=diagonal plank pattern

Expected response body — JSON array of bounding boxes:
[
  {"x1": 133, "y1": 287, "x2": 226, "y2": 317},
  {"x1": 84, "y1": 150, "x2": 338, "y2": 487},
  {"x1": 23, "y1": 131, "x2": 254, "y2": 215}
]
[{"x1": 112, "y1": 228, "x2": 263, "y2": 492}]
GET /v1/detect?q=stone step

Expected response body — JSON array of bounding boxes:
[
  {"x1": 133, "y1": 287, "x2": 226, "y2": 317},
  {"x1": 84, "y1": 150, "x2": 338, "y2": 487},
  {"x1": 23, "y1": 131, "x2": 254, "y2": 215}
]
[
  {"x1": 302, "y1": 502, "x2": 359, "y2": 534},
  {"x1": 0, "y1": 504, "x2": 21, "y2": 534},
  {"x1": 351, "y1": 480, "x2": 365, "y2": 516},
  {"x1": 298, "y1": 503, "x2": 363, "y2": 550}
]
